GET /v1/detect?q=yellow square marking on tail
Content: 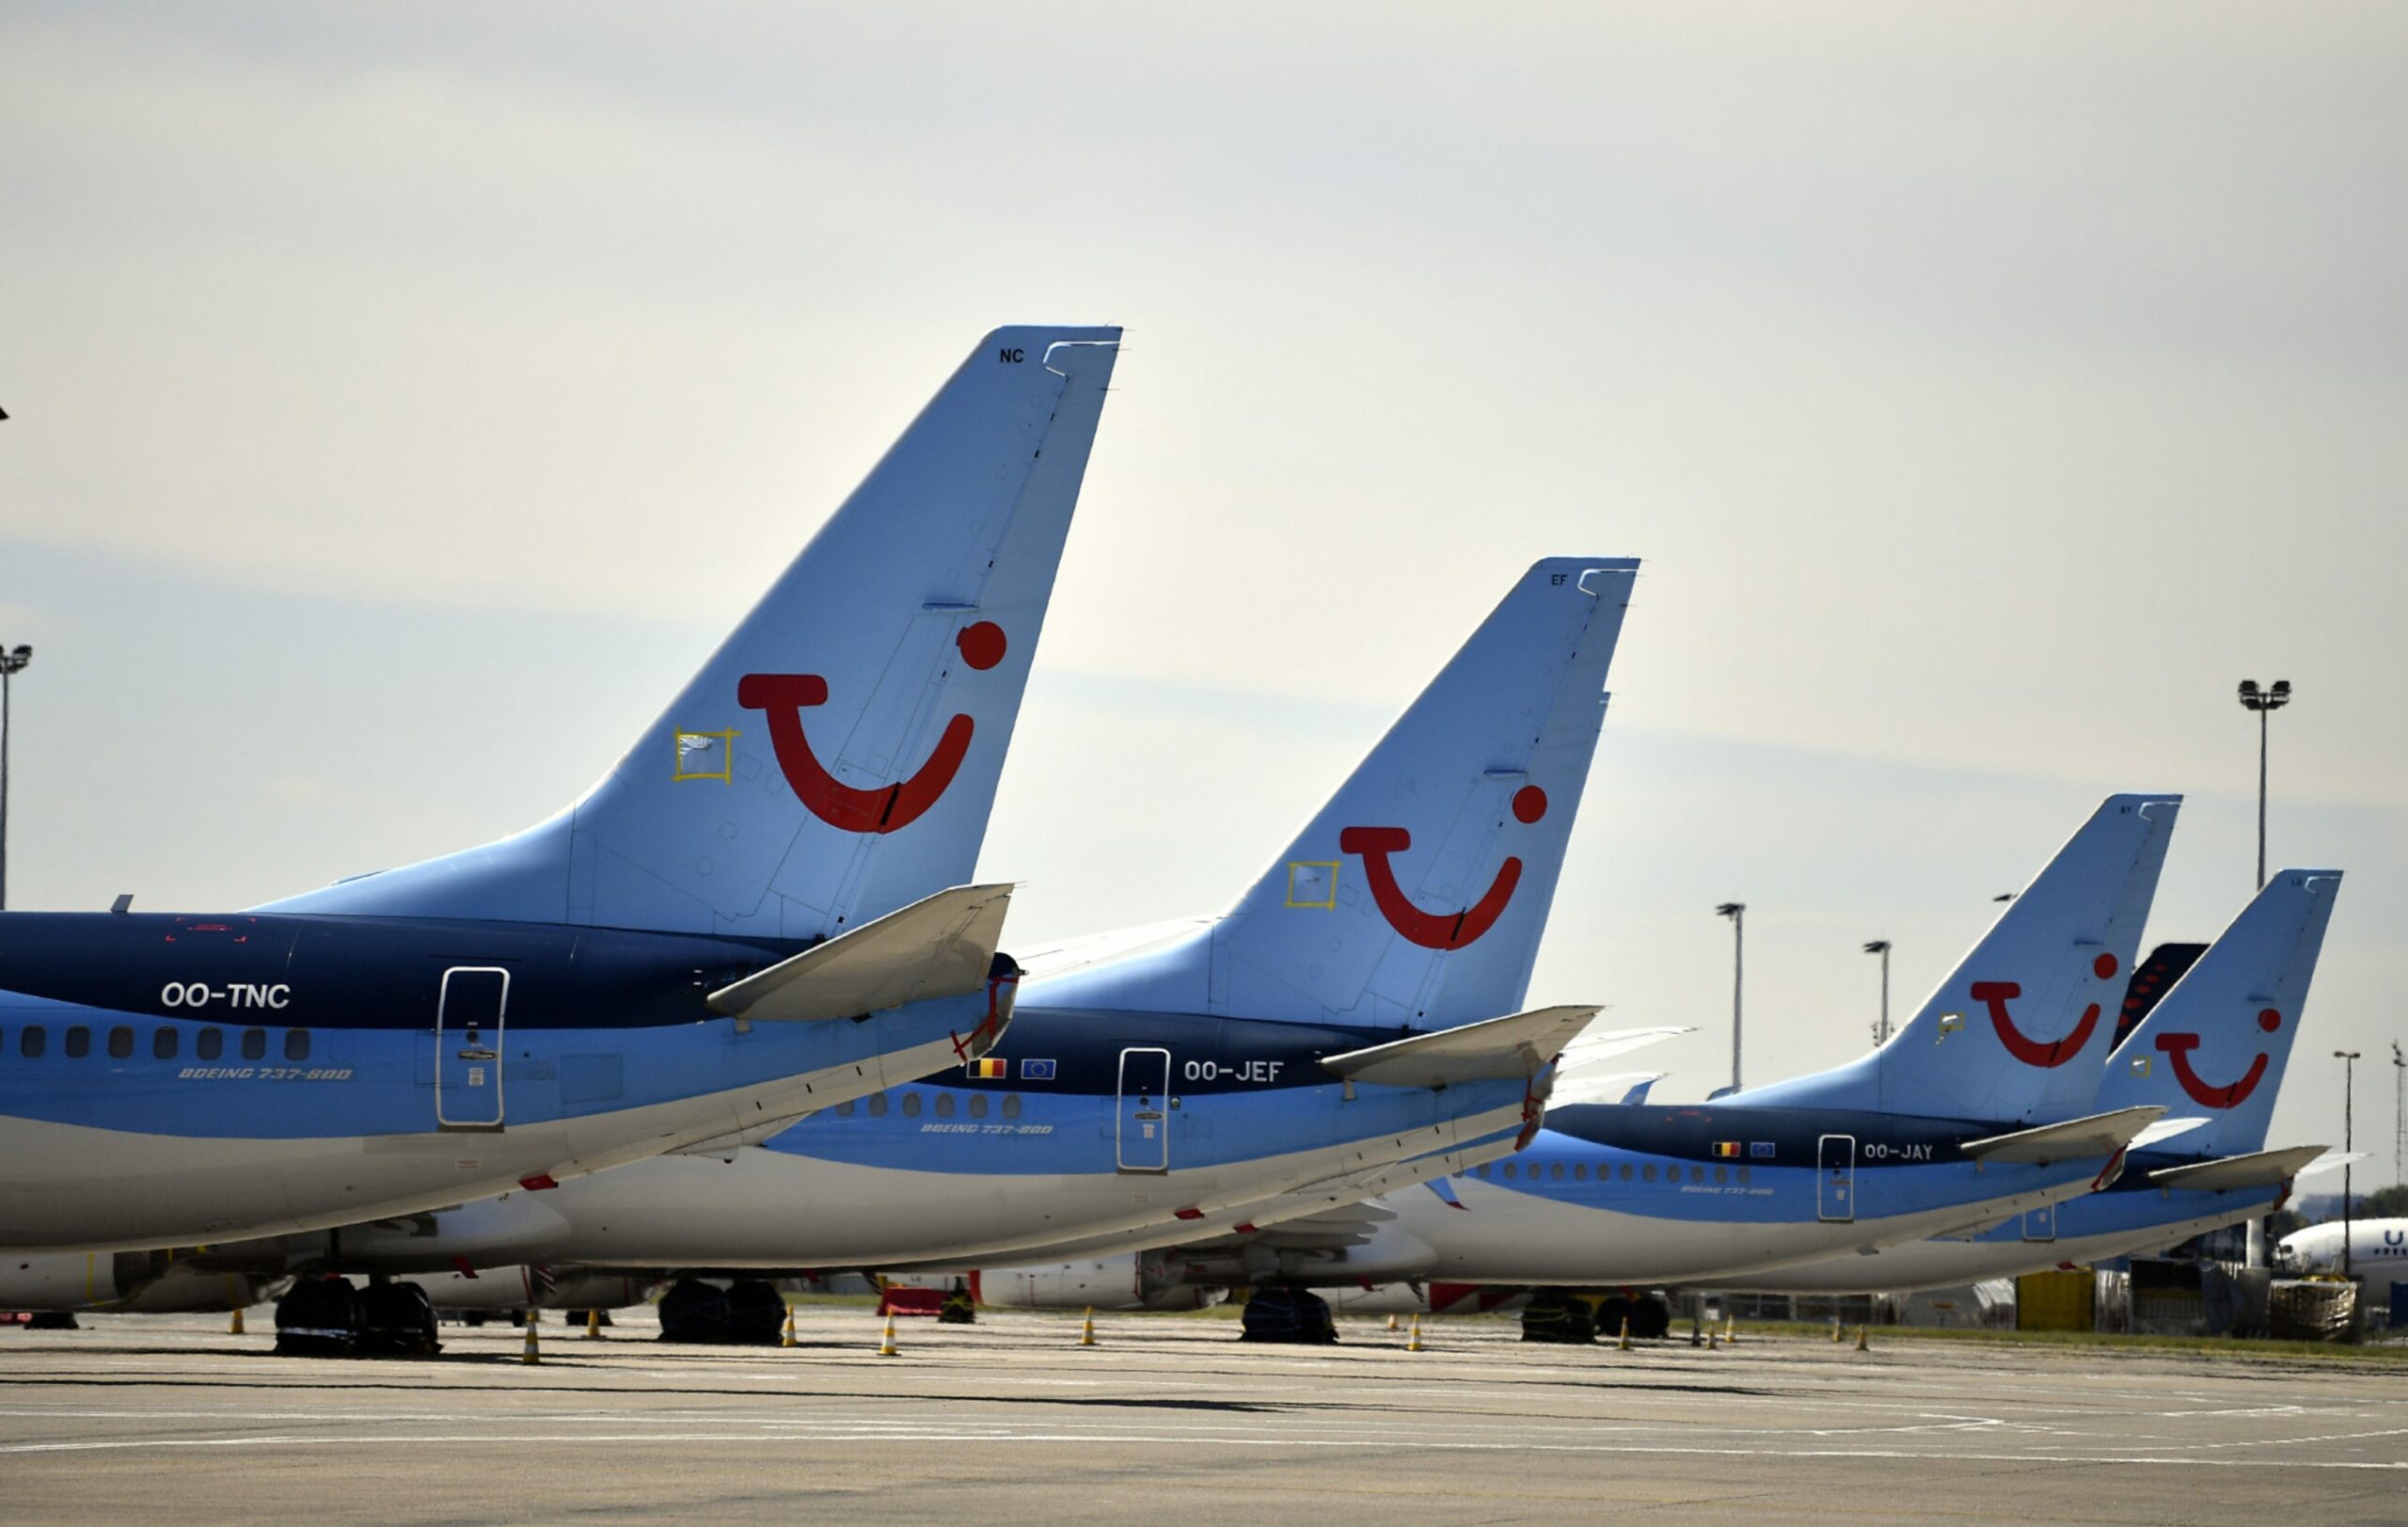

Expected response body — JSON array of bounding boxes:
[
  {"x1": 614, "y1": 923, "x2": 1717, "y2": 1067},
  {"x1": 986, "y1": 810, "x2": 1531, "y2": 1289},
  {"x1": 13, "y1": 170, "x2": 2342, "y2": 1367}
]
[
  {"x1": 1285, "y1": 861, "x2": 1340, "y2": 909},
  {"x1": 1936, "y1": 1012, "x2": 1965, "y2": 1040},
  {"x1": 673, "y1": 729, "x2": 738, "y2": 783}
]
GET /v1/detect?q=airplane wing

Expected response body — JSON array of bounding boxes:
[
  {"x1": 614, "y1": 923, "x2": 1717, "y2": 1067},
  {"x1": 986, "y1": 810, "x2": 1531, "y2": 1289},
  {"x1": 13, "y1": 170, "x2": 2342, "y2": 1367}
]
[
  {"x1": 706, "y1": 883, "x2": 1013, "y2": 1023},
  {"x1": 1960, "y1": 1105, "x2": 2164, "y2": 1164},
  {"x1": 1178, "y1": 1202, "x2": 1397, "y2": 1255},
  {"x1": 1545, "y1": 1070, "x2": 1666, "y2": 1110},
  {"x1": 1320, "y1": 1005, "x2": 1599, "y2": 1089},
  {"x1": 2148, "y1": 1144, "x2": 2331, "y2": 1192}
]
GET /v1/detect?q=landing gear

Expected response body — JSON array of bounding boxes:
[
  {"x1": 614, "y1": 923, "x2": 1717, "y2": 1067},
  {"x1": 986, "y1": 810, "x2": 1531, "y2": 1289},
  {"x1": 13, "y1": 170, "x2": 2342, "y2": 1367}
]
[
  {"x1": 24, "y1": 1312, "x2": 79, "y2": 1331},
  {"x1": 1629, "y1": 1294, "x2": 1672, "y2": 1340},
  {"x1": 1520, "y1": 1290, "x2": 1597, "y2": 1344},
  {"x1": 356, "y1": 1279, "x2": 442, "y2": 1357},
  {"x1": 658, "y1": 1278, "x2": 786, "y2": 1345},
  {"x1": 275, "y1": 1275, "x2": 363, "y2": 1357},
  {"x1": 1239, "y1": 1284, "x2": 1338, "y2": 1344}
]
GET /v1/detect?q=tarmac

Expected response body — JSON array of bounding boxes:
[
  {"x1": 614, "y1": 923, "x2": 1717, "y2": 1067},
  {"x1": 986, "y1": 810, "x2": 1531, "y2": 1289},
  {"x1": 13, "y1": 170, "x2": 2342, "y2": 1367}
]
[{"x1": 3, "y1": 1307, "x2": 2404, "y2": 1523}]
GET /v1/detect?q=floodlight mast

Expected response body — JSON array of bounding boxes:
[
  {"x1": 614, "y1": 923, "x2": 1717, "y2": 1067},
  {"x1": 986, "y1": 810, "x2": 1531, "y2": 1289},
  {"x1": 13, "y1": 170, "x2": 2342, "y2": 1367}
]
[
  {"x1": 2237, "y1": 678, "x2": 2292, "y2": 891},
  {"x1": 1863, "y1": 940, "x2": 1892, "y2": 1045},
  {"x1": 0, "y1": 644, "x2": 31, "y2": 912},
  {"x1": 1717, "y1": 902, "x2": 1745, "y2": 1091}
]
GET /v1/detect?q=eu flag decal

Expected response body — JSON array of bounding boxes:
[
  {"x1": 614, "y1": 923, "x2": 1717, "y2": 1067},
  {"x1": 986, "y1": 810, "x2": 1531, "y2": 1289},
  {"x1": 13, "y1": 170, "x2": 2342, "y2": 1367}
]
[
  {"x1": 1750, "y1": 1141, "x2": 1777, "y2": 1159},
  {"x1": 1020, "y1": 1058, "x2": 1058, "y2": 1082}
]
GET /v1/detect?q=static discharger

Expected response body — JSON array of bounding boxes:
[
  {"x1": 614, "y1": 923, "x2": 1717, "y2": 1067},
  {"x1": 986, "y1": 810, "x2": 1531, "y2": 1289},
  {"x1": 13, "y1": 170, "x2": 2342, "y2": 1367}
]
[
  {"x1": 878, "y1": 1314, "x2": 899, "y2": 1358},
  {"x1": 1079, "y1": 1307, "x2": 1098, "y2": 1347}
]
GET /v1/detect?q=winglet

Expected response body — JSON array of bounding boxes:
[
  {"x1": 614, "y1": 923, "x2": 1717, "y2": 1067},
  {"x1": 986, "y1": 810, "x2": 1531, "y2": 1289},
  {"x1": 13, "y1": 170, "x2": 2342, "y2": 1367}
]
[
  {"x1": 706, "y1": 883, "x2": 1013, "y2": 1022},
  {"x1": 1319, "y1": 1005, "x2": 1598, "y2": 1089}
]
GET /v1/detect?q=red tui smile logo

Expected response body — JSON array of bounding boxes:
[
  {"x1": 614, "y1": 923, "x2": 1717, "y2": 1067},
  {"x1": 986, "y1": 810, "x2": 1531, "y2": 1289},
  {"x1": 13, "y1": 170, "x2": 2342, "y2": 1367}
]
[
  {"x1": 2153, "y1": 1008, "x2": 2280, "y2": 1109},
  {"x1": 737, "y1": 623, "x2": 1006, "y2": 835},
  {"x1": 1339, "y1": 786, "x2": 1547, "y2": 951},
  {"x1": 1970, "y1": 952, "x2": 2117, "y2": 1069}
]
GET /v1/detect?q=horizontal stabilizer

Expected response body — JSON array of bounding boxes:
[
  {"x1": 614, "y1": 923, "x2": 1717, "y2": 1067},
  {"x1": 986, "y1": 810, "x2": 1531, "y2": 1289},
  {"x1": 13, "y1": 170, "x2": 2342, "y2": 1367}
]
[
  {"x1": 706, "y1": 883, "x2": 1013, "y2": 1022},
  {"x1": 1547, "y1": 1070, "x2": 1667, "y2": 1110},
  {"x1": 2295, "y1": 1149, "x2": 2369, "y2": 1179},
  {"x1": 2128, "y1": 1116, "x2": 2210, "y2": 1151},
  {"x1": 1320, "y1": 1005, "x2": 1598, "y2": 1090},
  {"x1": 2147, "y1": 1144, "x2": 2328, "y2": 1192},
  {"x1": 1961, "y1": 1105, "x2": 2164, "y2": 1164}
]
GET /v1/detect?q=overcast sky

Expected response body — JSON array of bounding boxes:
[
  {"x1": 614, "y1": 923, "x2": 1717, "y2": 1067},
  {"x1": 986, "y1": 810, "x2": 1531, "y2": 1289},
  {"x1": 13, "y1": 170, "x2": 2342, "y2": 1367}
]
[{"x1": 5, "y1": 4, "x2": 2403, "y2": 1188}]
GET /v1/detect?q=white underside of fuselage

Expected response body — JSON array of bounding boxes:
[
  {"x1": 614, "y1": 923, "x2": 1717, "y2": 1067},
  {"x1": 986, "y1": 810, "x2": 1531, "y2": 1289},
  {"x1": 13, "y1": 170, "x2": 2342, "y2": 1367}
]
[
  {"x1": 388, "y1": 1095, "x2": 1535, "y2": 1272},
  {"x1": 1712, "y1": 1210, "x2": 2257, "y2": 1295},
  {"x1": 0, "y1": 1028, "x2": 972, "y2": 1254},
  {"x1": 1370, "y1": 1172, "x2": 2110, "y2": 1287}
]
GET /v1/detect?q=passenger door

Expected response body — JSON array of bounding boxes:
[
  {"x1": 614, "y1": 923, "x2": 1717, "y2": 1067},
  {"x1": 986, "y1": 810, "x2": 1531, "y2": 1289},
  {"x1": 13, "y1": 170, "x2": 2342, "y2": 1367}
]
[
  {"x1": 436, "y1": 966, "x2": 509, "y2": 1130},
  {"x1": 1116, "y1": 1046, "x2": 1171, "y2": 1173},
  {"x1": 1816, "y1": 1133, "x2": 1856, "y2": 1223}
]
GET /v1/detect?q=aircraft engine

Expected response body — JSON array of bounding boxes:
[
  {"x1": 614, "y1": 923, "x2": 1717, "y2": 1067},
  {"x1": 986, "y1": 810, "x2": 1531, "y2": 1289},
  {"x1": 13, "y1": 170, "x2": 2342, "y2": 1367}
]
[
  {"x1": 0, "y1": 1249, "x2": 172, "y2": 1310},
  {"x1": 975, "y1": 1253, "x2": 1221, "y2": 1312}
]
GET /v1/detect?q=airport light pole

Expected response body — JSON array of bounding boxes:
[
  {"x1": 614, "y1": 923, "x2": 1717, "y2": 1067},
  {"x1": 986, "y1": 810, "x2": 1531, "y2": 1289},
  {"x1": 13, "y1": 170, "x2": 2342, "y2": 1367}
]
[
  {"x1": 2238, "y1": 679, "x2": 2291, "y2": 891},
  {"x1": 1718, "y1": 902, "x2": 1745, "y2": 1092},
  {"x1": 2393, "y1": 1042, "x2": 2404, "y2": 1192},
  {"x1": 2336, "y1": 1049, "x2": 2360, "y2": 1281},
  {"x1": 0, "y1": 644, "x2": 29, "y2": 913},
  {"x1": 1863, "y1": 940, "x2": 1892, "y2": 1046}
]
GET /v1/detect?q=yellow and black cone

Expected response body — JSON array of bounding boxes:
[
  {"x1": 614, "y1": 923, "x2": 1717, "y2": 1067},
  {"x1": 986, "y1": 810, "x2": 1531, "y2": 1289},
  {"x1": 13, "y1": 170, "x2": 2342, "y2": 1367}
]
[
  {"x1": 1855, "y1": 1325, "x2": 1871, "y2": 1353},
  {"x1": 1616, "y1": 1316, "x2": 1632, "y2": 1351},
  {"x1": 230, "y1": 1308, "x2": 246, "y2": 1337},
  {"x1": 1706, "y1": 1328, "x2": 1721, "y2": 1350},
  {"x1": 1405, "y1": 1314, "x2": 1425, "y2": 1353},
  {"x1": 782, "y1": 1307, "x2": 797, "y2": 1348},
  {"x1": 1079, "y1": 1307, "x2": 1098, "y2": 1347},
  {"x1": 586, "y1": 1309, "x2": 605, "y2": 1341},
  {"x1": 521, "y1": 1315, "x2": 541, "y2": 1366},
  {"x1": 878, "y1": 1315, "x2": 899, "y2": 1358},
  {"x1": 1830, "y1": 1317, "x2": 1844, "y2": 1344},
  {"x1": 1386, "y1": 1312, "x2": 1401, "y2": 1331},
  {"x1": 1724, "y1": 1316, "x2": 1737, "y2": 1346}
]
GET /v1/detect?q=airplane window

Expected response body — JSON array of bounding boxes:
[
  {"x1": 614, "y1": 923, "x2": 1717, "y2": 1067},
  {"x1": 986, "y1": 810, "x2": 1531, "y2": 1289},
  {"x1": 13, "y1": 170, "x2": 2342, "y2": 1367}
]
[
  {"x1": 901, "y1": 1092, "x2": 922, "y2": 1118},
  {"x1": 198, "y1": 1027, "x2": 223, "y2": 1060},
  {"x1": 1002, "y1": 1094, "x2": 1022, "y2": 1120},
  {"x1": 1713, "y1": 1165, "x2": 1728, "y2": 1184},
  {"x1": 867, "y1": 1093, "x2": 887, "y2": 1117},
  {"x1": 286, "y1": 1030, "x2": 309, "y2": 1061},
  {"x1": 108, "y1": 1026, "x2": 134, "y2": 1059},
  {"x1": 1736, "y1": 1166, "x2": 1751, "y2": 1185},
  {"x1": 1689, "y1": 1166, "x2": 1705, "y2": 1184},
  {"x1": 241, "y1": 1029, "x2": 266, "y2": 1061},
  {"x1": 1475, "y1": 1165, "x2": 1490, "y2": 1179},
  {"x1": 153, "y1": 1027, "x2": 177, "y2": 1060},
  {"x1": 968, "y1": 1094, "x2": 988, "y2": 1119},
  {"x1": 1549, "y1": 1162, "x2": 1565, "y2": 1181},
  {"x1": 1573, "y1": 1164, "x2": 1588, "y2": 1182},
  {"x1": 834, "y1": 1099, "x2": 855, "y2": 1118},
  {"x1": 1619, "y1": 1163, "x2": 1633, "y2": 1182},
  {"x1": 1502, "y1": 1162, "x2": 1517, "y2": 1179},
  {"x1": 934, "y1": 1093, "x2": 955, "y2": 1118},
  {"x1": 1641, "y1": 1164, "x2": 1657, "y2": 1182},
  {"x1": 20, "y1": 1026, "x2": 43, "y2": 1058},
  {"x1": 65, "y1": 1026, "x2": 90, "y2": 1058}
]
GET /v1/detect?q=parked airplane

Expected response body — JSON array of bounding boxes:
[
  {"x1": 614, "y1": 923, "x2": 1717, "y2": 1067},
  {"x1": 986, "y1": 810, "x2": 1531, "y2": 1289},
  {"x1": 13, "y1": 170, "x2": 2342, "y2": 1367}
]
[
  {"x1": 2277, "y1": 1217, "x2": 2408, "y2": 1278},
  {"x1": 977, "y1": 794, "x2": 2178, "y2": 1324},
  {"x1": 165, "y1": 558, "x2": 1647, "y2": 1325},
  {"x1": 0, "y1": 326, "x2": 1120, "y2": 1252},
  {"x1": 1716, "y1": 868, "x2": 2341, "y2": 1294}
]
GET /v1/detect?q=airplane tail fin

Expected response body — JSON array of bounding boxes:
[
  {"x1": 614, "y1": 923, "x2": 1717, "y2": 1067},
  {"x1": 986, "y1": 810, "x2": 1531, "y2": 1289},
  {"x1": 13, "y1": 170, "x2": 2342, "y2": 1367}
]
[
  {"x1": 1028, "y1": 558, "x2": 1638, "y2": 1028},
  {"x1": 1730, "y1": 793, "x2": 2179, "y2": 1123},
  {"x1": 2097, "y1": 869, "x2": 2342, "y2": 1155},
  {"x1": 262, "y1": 327, "x2": 1121, "y2": 938}
]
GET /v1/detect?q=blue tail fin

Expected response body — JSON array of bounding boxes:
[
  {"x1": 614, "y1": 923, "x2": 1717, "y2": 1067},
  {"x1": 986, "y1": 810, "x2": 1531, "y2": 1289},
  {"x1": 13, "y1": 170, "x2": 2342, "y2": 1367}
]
[
  {"x1": 1029, "y1": 558, "x2": 1639, "y2": 1027},
  {"x1": 262, "y1": 327, "x2": 1121, "y2": 937},
  {"x1": 2097, "y1": 869, "x2": 2341, "y2": 1155},
  {"x1": 1730, "y1": 793, "x2": 2180, "y2": 1123}
]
